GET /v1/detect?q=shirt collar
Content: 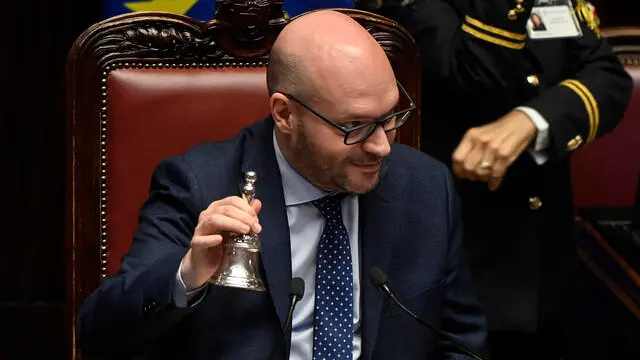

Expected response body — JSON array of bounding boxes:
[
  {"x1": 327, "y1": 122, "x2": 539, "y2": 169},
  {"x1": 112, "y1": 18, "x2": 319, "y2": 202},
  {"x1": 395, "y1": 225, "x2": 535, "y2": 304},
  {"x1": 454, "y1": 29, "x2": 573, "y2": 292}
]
[{"x1": 273, "y1": 129, "x2": 329, "y2": 206}]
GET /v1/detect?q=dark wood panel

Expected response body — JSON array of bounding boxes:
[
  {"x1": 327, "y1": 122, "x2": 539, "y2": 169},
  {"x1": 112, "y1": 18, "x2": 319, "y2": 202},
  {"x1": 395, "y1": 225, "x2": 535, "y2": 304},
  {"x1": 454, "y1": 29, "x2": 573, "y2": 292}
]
[
  {"x1": 2, "y1": 1, "x2": 85, "y2": 300},
  {"x1": 589, "y1": 0, "x2": 640, "y2": 26},
  {"x1": 0, "y1": 303, "x2": 66, "y2": 359},
  {"x1": 0, "y1": 0, "x2": 101, "y2": 359}
]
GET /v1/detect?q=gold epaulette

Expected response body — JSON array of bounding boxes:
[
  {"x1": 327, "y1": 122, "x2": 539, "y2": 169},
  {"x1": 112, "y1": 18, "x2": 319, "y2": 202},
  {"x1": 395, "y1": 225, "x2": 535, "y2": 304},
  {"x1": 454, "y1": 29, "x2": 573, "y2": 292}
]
[{"x1": 575, "y1": 0, "x2": 601, "y2": 38}]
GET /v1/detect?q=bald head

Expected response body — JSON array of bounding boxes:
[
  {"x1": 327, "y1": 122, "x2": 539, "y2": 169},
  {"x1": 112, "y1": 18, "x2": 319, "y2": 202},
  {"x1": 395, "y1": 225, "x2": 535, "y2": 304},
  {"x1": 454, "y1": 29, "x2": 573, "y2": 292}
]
[
  {"x1": 267, "y1": 10, "x2": 395, "y2": 101},
  {"x1": 267, "y1": 11, "x2": 399, "y2": 195}
]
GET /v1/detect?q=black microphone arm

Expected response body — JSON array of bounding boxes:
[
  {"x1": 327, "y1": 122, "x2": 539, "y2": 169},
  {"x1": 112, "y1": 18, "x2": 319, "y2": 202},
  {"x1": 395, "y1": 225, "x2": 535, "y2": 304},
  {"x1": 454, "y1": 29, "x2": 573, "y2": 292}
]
[
  {"x1": 268, "y1": 278, "x2": 306, "y2": 360},
  {"x1": 368, "y1": 267, "x2": 486, "y2": 360},
  {"x1": 283, "y1": 277, "x2": 306, "y2": 336}
]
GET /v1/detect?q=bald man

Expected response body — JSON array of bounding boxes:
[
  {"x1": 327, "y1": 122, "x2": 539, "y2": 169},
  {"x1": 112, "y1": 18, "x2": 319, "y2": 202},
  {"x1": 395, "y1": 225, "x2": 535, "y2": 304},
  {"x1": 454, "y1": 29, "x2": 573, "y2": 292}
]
[{"x1": 77, "y1": 10, "x2": 487, "y2": 360}]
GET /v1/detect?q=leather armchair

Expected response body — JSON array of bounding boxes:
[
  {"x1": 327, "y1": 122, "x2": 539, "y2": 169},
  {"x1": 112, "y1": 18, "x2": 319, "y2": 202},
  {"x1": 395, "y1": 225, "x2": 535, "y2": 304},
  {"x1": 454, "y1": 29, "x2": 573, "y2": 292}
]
[
  {"x1": 571, "y1": 27, "x2": 640, "y2": 209},
  {"x1": 65, "y1": 2, "x2": 420, "y2": 358}
]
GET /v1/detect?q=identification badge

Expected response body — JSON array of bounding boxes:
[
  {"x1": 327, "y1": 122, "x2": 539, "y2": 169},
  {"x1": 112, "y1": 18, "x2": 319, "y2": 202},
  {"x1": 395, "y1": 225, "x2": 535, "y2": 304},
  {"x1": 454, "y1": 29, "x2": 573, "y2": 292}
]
[{"x1": 526, "y1": 0, "x2": 583, "y2": 40}]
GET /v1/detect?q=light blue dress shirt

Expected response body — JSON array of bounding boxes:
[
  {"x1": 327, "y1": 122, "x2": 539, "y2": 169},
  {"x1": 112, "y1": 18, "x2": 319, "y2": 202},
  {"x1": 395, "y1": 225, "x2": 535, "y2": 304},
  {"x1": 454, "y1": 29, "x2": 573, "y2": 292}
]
[
  {"x1": 175, "y1": 129, "x2": 362, "y2": 359},
  {"x1": 272, "y1": 130, "x2": 362, "y2": 360}
]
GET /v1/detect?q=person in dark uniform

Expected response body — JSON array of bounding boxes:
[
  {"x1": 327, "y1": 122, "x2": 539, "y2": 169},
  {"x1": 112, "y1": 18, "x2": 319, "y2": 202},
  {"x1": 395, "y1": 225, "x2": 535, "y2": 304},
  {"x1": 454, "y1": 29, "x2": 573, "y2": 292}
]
[{"x1": 357, "y1": 0, "x2": 633, "y2": 359}]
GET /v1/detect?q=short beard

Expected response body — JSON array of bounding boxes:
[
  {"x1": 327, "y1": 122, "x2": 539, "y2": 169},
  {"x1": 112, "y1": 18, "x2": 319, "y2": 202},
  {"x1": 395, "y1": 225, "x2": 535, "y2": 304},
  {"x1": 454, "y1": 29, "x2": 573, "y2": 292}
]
[{"x1": 290, "y1": 122, "x2": 381, "y2": 194}]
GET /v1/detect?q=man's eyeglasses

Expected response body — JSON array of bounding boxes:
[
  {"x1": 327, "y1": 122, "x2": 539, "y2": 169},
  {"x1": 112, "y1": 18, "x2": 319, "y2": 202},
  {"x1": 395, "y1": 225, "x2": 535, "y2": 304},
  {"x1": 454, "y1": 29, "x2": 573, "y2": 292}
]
[{"x1": 278, "y1": 81, "x2": 416, "y2": 145}]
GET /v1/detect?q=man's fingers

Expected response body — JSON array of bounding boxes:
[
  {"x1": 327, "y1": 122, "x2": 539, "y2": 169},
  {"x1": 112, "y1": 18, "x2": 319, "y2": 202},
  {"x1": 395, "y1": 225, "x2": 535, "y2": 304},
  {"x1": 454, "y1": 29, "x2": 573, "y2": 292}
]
[
  {"x1": 196, "y1": 213, "x2": 256, "y2": 237},
  {"x1": 199, "y1": 196, "x2": 262, "y2": 233},
  {"x1": 191, "y1": 234, "x2": 223, "y2": 250},
  {"x1": 245, "y1": 199, "x2": 263, "y2": 233},
  {"x1": 251, "y1": 199, "x2": 262, "y2": 214},
  {"x1": 218, "y1": 204, "x2": 259, "y2": 227},
  {"x1": 225, "y1": 196, "x2": 258, "y2": 216},
  {"x1": 205, "y1": 196, "x2": 257, "y2": 216},
  {"x1": 183, "y1": 197, "x2": 263, "y2": 290}
]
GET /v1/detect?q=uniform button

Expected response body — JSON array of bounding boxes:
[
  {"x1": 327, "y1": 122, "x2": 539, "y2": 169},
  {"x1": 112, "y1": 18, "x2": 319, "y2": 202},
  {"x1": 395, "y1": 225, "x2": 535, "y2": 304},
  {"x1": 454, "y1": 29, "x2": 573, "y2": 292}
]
[
  {"x1": 529, "y1": 196, "x2": 542, "y2": 210},
  {"x1": 508, "y1": 9, "x2": 518, "y2": 20},
  {"x1": 527, "y1": 75, "x2": 540, "y2": 86},
  {"x1": 566, "y1": 135, "x2": 583, "y2": 151}
]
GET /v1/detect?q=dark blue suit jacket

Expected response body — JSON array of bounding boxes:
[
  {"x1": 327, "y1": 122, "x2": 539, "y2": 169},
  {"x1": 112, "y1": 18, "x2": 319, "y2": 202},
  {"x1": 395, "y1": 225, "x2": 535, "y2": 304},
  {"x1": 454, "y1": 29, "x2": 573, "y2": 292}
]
[{"x1": 77, "y1": 117, "x2": 487, "y2": 359}]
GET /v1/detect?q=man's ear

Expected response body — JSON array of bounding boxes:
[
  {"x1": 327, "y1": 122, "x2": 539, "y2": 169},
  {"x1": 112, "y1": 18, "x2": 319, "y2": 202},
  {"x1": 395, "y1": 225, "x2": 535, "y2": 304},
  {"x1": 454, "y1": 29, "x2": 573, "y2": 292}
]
[{"x1": 270, "y1": 93, "x2": 295, "y2": 135}]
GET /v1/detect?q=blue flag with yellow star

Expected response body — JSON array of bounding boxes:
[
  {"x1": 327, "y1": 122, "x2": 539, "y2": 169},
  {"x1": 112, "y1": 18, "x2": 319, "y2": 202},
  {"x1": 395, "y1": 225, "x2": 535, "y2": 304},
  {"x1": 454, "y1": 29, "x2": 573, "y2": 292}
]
[
  {"x1": 284, "y1": 0, "x2": 354, "y2": 16},
  {"x1": 104, "y1": 0, "x2": 354, "y2": 21}
]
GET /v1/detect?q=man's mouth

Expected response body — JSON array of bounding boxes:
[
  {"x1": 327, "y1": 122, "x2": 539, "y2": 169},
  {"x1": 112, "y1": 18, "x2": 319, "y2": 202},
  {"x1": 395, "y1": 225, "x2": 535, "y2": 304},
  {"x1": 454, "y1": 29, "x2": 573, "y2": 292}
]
[{"x1": 351, "y1": 159, "x2": 383, "y2": 171}]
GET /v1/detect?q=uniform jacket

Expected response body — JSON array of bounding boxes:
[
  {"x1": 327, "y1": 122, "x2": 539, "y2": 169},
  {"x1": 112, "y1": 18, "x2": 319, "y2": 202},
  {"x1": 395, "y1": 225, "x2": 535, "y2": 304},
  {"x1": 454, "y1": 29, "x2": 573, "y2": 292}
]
[{"x1": 365, "y1": 0, "x2": 634, "y2": 332}]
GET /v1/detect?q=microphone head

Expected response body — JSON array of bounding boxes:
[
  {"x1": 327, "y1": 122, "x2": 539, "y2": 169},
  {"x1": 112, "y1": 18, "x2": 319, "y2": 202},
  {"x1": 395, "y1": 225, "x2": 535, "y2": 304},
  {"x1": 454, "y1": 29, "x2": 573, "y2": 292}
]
[
  {"x1": 368, "y1": 267, "x2": 389, "y2": 289},
  {"x1": 289, "y1": 277, "x2": 305, "y2": 299}
]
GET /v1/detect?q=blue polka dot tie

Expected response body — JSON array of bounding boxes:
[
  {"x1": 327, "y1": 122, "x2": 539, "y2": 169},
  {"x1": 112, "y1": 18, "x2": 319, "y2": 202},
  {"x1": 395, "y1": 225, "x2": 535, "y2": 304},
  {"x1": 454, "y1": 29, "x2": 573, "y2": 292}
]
[{"x1": 311, "y1": 194, "x2": 353, "y2": 360}]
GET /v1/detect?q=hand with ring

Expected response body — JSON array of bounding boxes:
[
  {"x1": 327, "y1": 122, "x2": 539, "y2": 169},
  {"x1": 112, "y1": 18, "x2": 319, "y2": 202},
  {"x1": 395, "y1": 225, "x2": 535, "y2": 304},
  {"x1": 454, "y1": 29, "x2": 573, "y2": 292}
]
[{"x1": 452, "y1": 110, "x2": 537, "y2": 191}]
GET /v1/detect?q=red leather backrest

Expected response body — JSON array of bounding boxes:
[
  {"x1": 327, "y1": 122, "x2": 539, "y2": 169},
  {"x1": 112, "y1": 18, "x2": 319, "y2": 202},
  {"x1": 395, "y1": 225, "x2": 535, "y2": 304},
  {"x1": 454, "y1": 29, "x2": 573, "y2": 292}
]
[
  {"x1": 106, "y1": 67, "x2": 269, "y2": 273},
  {"x1": 570, "y1": 27, "x2": 640, "y2": 209}
]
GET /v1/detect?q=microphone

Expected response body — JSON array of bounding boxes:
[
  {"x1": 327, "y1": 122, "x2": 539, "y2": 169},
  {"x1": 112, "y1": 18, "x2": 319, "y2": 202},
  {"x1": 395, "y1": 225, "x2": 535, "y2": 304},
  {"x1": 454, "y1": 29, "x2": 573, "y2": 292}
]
[
  {"x1": 368, "y1": 267, "x2": 486, "y2": 360},
  {"x1": 268, "y1": 278, "x2": 306, "y2": 360},
  {"x1": 283, "y1": 277, "x2": 305, "y2": 336}
]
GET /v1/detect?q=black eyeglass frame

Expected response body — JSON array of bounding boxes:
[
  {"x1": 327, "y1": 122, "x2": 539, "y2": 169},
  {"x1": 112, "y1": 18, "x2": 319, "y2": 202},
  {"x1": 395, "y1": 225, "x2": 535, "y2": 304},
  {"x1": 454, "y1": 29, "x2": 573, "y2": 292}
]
[{"x1": 278, "y1": 80, "x2": 416, "y2": 145}]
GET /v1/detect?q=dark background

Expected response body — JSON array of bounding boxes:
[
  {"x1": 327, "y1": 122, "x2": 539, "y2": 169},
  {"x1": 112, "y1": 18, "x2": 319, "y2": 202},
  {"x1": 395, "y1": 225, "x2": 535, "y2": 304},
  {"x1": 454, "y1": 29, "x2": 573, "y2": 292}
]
[
  {"x1": 0, "y1": 0, "x2": 637, "y2": 358},
  {"x1": 1, "y1": 2, "x2": 102, "y2": 358}
]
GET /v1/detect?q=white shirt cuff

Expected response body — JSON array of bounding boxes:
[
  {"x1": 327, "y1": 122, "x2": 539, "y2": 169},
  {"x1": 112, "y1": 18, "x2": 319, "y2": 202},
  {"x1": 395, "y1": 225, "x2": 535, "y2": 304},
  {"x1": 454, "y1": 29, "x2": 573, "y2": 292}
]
[
  {"x1": 515, "y1": 106, "x2": 550, "y2": 165},
  {"x1": 174, "y1": 257, "x2": 208, "y2": 308}
]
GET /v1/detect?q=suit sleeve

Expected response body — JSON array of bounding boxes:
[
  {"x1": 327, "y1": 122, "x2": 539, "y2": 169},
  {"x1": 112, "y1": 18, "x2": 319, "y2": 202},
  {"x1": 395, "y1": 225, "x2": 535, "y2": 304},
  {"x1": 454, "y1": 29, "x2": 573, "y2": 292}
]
[
  {"x1": 76, "y1": 156, "x2": 205, "y2": 358},
  {"x1": 364, "y1": 0, "x2": 534, "y2": 97},
  {"x1": 523, "y1": 13, "x2": 633, "y2": 160},
  {"x1": 437, "y1": 170, "x2": 489, "y2": 359}
]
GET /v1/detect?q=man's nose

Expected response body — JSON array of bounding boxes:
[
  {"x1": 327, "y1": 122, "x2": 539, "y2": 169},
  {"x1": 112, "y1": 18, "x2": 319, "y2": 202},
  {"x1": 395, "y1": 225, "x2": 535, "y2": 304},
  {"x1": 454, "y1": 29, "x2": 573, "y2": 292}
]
[{"x1": 361, "y1": 125, "x2": 391, "y2": 157}]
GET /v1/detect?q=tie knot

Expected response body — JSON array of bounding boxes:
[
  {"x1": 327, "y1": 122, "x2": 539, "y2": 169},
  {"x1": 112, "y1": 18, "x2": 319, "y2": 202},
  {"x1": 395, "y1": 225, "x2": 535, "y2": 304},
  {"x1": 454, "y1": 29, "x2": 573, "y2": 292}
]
[{"x1": 312, "y1": 193, "x2": 346, "y2": 219}]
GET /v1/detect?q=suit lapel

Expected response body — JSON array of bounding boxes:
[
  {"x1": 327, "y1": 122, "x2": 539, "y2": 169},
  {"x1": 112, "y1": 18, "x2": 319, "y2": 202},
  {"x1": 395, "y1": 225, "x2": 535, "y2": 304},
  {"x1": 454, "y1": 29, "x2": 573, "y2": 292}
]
[
  {"x1": 359, "y1": 159, "x2": 400, "y2": 359},
  {"x1": 241, "y1": 117, "x2": 292, "y2": 329}
]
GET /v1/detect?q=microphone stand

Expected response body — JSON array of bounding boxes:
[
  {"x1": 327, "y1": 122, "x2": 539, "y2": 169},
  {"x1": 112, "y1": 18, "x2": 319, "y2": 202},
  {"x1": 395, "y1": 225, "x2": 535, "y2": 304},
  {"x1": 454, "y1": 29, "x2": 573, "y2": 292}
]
[{"x1": 369, "y1": 268, "x2": 486, "y2": 360}]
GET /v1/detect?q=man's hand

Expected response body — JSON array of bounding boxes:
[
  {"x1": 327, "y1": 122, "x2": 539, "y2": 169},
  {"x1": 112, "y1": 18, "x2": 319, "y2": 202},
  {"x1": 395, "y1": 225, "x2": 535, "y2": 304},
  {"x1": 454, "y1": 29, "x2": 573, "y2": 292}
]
[
  {"x1": 180, "y1": 196, "x2": 262, "y2": 291},
  {"x1": 452, "y1": 110, "x2": 537, "y2": 191}
]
